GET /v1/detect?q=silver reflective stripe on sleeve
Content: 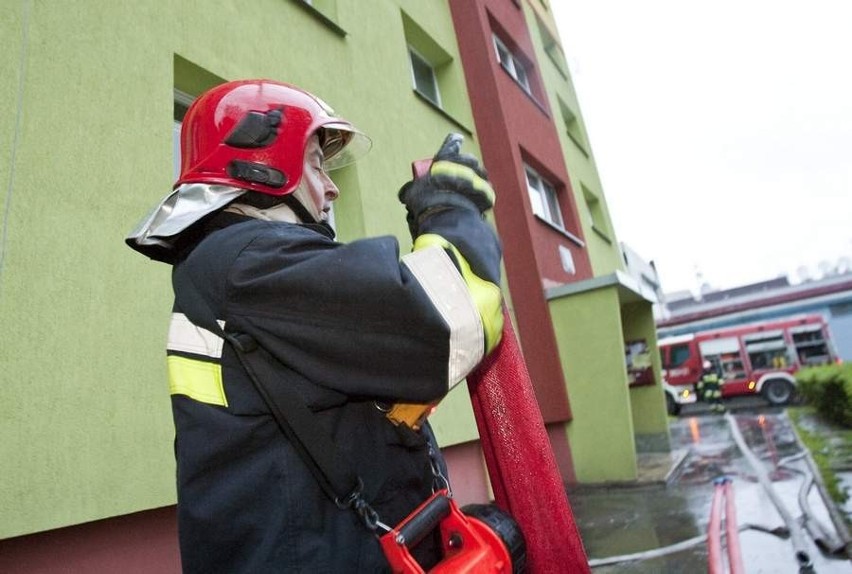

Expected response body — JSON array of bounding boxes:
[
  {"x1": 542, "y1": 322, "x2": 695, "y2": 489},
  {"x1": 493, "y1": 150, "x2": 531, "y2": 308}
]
[
  {"x1": 167, "y1": 313, "x2": 226, "y2": 358},
  {"x1": 166, "y1": 313, "x2": 228, "y2": 407},
  {"x1": 402, "y1": 246, "x2": 485, "y2": 389}
]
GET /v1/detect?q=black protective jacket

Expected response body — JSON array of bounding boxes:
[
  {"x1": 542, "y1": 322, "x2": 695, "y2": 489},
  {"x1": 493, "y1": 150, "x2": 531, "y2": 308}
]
[{"x1": 166, "y1": 209, "x2": 501, "y2": 573}]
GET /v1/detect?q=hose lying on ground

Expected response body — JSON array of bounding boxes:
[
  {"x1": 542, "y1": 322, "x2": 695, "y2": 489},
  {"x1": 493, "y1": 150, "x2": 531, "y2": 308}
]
[
  {"x1": 725, "y1": 412, "x2": 815, "y2": 572},
  {"x1": 782, "y1": 411, "x2": 852, "y2": 560},
  {"x1": 587, "y1": 522, "x2": 789, "y2": 568},
  {"x1": 775, "y1": 452, "x2": 848, "y2": 556}
]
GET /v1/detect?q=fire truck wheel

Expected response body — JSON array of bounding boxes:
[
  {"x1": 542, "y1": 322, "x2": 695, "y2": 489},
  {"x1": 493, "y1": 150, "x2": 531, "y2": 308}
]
[
  {"x1": 762, "y1": 379, "x2": 794, "y2": 406},
  {"x1": 666, "y1": 393, "x2": 681, "y2": 416}
]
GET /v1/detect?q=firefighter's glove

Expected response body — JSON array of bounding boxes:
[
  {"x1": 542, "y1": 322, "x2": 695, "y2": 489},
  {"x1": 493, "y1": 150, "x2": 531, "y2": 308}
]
[
  {"x1": 398, "y1": 134, "x2": 495, "y2": 237},
  {"x1": 429, "y1": 133, "x2": 495, "y2": 213}
]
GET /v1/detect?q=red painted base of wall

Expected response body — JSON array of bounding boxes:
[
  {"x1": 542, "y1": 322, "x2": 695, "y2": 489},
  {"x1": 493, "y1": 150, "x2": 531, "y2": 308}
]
[
  {"x1": 547, "y1": 421, "x2": 578, "y2": 485},
  {"x1": 0, "y1": 506, "x2": 180, "y2": 573},
  {"x1": 442, "y1": 440, "x2": 491, "y2": 505},
  {"x1": 442, "y1": 429, "x2": 576, "y2": 506}
]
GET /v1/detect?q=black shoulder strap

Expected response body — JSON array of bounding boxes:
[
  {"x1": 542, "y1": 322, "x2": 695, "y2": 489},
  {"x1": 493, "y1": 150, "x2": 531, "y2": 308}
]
[{"x1": 172, "y1": 268, "x2": 376, "y2": 522}]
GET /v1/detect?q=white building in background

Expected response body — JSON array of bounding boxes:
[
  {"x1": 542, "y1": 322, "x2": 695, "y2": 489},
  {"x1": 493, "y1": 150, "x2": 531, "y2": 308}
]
[{"x1": 620, "y1": 242, "x2": 667, "y2": 320}]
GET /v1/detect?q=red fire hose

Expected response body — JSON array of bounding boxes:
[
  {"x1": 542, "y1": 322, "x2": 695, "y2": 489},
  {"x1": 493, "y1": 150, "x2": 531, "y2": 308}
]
[
  {"x1": 725, "y1": 481, "x2": 745, "y2": 573},
  {"x1": 708, "y1": 481, "x2": 724, "y2": 574},
  {"x1": 707, "y1": 478, "x2": 745, "y2": 574},
  {"x1": 466, "y1": 307, "x2": 590, "y2": 573}
]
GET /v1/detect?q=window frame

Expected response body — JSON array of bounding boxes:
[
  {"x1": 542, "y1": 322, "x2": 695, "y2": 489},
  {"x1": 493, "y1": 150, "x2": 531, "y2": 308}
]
[
  {"x1": 408, "y1": 46, "x2": 442, "y2": 108},
  {"x1": 668, "y1": 344, "x2": 691, "y2": 368},
  {"x1": 173, "y1": 89, "x2": 195, "y2": 181},
  {"x1": 493, "y1": 34, "x2": 531, "y2": 95},
  {"x1": 524, "y1": 164, "x2": 564, "y2": 229}
]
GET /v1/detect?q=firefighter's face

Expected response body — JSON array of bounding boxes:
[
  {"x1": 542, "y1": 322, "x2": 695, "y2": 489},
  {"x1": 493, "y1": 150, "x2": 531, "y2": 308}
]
[{"x1": 302, "y1": 134, "x2": 340, "y2": 221}]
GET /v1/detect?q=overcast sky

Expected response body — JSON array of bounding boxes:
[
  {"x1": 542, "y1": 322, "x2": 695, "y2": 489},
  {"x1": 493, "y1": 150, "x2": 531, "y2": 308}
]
[{"x1": 550, "y1": 0, "x2": 852, "y2": 295}]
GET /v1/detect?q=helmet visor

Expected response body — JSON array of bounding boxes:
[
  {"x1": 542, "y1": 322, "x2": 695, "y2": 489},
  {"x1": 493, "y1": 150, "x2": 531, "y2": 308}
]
[{"x1": 320, "y1": 123, "x2": 372, "y2": 171}]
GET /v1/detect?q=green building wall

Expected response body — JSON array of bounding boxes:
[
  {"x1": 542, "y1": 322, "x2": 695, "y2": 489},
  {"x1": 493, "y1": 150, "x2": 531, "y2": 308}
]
[
  {"x1": 550, "y1": 287, "x2": 638, "y2": 482},
  {"x1": 1, "y1": 0, "x2": 482, "y2": 539}
]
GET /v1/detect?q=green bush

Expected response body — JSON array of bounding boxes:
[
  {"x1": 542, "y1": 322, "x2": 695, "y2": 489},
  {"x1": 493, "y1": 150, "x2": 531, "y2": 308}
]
[{"x1": 796, "y1": 363, "x2": 852, "y2": 427}]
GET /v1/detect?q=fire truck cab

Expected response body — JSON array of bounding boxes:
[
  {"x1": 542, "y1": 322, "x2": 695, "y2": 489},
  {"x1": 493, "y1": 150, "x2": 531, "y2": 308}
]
[{"x1": 659, "y1": 314, "x2": 837, "y2": 414}]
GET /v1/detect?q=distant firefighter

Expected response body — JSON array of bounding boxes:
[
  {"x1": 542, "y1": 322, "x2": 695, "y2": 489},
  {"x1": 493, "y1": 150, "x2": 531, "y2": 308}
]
[{"x1": 697, "y1": 360, "x2": 726, "y2": 414}]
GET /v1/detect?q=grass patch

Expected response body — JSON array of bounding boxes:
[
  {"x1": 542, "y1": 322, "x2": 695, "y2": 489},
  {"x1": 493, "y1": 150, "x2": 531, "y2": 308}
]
[{"x1": 788, "y1": 406, "x2": 850, "y2": 509}]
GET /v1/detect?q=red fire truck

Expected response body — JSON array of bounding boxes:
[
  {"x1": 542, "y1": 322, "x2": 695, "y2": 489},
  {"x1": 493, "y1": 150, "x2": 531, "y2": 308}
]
[{"x1": 659, "y1": 314, "x2": 838, "y2": 414}]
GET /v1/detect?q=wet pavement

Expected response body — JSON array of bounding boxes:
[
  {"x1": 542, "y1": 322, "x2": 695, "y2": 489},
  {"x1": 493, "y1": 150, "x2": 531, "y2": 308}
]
[{"x1": 568, "y1": 402, "x2": 852, "y2": 572}]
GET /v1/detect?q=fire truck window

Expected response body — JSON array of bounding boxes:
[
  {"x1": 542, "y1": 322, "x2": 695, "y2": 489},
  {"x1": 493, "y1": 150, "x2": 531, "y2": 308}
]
[
  {"x1": 699, "y1": 337, "x2": 746, "y2": 381},
  {"x1": 744, "y1": 331, "x2": 791, "y2": 370},
  {"x1": 669, "y1": 344, "x2": 690, "y2": 368},
  {"x1": 792, "y1": 326, "x2": 832, "y2": 366}
]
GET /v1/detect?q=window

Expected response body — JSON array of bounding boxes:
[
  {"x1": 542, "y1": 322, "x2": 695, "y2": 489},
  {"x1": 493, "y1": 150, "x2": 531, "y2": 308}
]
[
  {"x1": 582, "y1": 185, "x2": 610, "y2": 240},
  {"x1": 408, "y1": 47, "x2": 441, "y2": 107},
  {"x1": 791, "y1": 325, "x2": 832, "y2": 366},
  {"x1": 401, "y1": 11, "x2": 469, "y2": 128},
  {"x1": 493, "y1": 34, "x2": 531, "y2": 94},
  {"x1": 173, "y1": 55, "x2": 226, "y2": 179},
  {"x1": 293, "y1": 0, "x2": 344, "y2": 36},
  {"x1": 535, "y1": 16, "x2": 568, "y2": 78},
  {"x1": 173, "y1": 89, "x2": 194, "y2": 181},
  {"x1": 525, "y1": 165, "x2": 563, "y2": 228},
  {"x1": 743, "y1": 330, "x2": 792, "y2": 370},
  {"x1": 698, "y1": 337, "x2": 746, "y2": 381},
  {"x1": 668, "y1": 344, "x2": 691, "y2": 368},
  {"x1": 558, "y1": 99, "x2": 589, "y2": 155}
]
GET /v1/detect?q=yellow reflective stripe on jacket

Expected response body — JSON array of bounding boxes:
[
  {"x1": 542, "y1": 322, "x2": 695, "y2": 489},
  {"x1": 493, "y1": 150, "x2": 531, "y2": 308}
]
[
  {"x1": 167, "y1": 355, "x2": 228, "y2": 407},
  {"x1": 411, "y1": 234, "x2": 503, "y2": 354},
  {"x1": 167, "y1": 312, "x2": 228, "y2": 407},
  {"x1": 402, "y1": 245, "x2": 484, "y2": 388}
]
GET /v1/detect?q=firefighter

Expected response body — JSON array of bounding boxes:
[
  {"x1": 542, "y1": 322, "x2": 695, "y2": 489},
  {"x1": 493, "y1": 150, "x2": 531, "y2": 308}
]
[
  {"x1": 126, "y1": 80, "x2": 502, "y2": 572},
  {"x1": 696, "y1": 360, "x2": 726, "y2": 414}
]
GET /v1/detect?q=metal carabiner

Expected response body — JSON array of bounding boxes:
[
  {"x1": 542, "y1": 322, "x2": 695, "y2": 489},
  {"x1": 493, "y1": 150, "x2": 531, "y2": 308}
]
[{"x1": 428, "y1": 442, "x2": 452, "y2": 496}]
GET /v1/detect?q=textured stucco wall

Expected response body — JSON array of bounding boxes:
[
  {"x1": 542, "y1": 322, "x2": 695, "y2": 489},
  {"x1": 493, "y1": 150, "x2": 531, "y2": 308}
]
[
  {"x1": 0, "y1": 0, "x2": 481, "y2": 537},
  {"x1": 550, "y1": 288, "x2": 638, "y2": 482}
]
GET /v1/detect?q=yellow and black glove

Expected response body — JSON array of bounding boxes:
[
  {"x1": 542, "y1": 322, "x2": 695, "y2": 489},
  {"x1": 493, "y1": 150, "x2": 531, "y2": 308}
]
[{"x1": 398, "y1": 134, "x2": 495, "y2": 239}]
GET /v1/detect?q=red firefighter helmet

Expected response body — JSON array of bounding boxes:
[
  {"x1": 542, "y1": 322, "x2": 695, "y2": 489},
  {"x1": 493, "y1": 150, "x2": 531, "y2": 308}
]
[
  {"x1": 126, "y1": 80, "x2": 370, "y2": 262},
  {"x1": 176, "y1": 79, "x2": 370, "y2": 195}
]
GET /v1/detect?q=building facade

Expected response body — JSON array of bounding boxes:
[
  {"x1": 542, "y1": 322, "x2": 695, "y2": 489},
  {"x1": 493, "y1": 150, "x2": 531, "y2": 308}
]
[
  {"x1": 449, "y1": 0, "x2": 669, "y2": 483},
  {"x1": 1, "y1": 0, "x2": 668, "y2": 568}
]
